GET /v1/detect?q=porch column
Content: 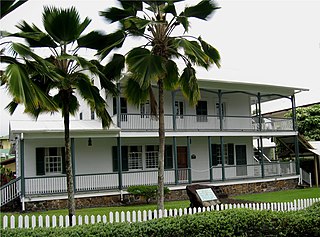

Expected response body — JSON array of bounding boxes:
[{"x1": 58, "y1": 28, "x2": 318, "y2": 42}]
[
  {"x1": 257, "y1": 93, "x2": 262, "y2": 131},
  {"x1": 116, "y1": 83, "x2": 121, "y2": 128},
  {"x1": 218, "y1": 90, "x2": 223, "y2": 130},
  {"x1": 314, "y1": 154, "x2": 319, "y2": 187},
  {"x1": 220, "y1": 136, "x2": 226, "y2": 181},
  {"x1": 208, "y1": 136, "x2": 213, "y2": 182},
  {"x1": 173, "y1": 137, "x2": 178, "y2": 185},
  {"x1": 172, "y1": 91, "x2": 176, "y2": 131},
  {"x1": 291, "y1": 94, "x2": 300, "y2": 175},
  {"x1": 294, "y1": 135, "x2": 300, "y2": 175},
  {"x1": 71, "y1": 138, "x2": 76, "y2": 193},
  {"x1": 20, "y1": 135, "x2": 25, "y2": 211},
  {"x1": 117, "y1": 136, "x2": 123, "y2": 190},
  {"x1": 187, "y1": 136, "x2": 192, "y2": 184},
  {"x1": 259, "y1": 136, "x2": 265, "y2": 178}
]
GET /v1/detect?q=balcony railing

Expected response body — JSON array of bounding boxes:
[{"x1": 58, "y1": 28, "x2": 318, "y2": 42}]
[{"x1": 119, "y1": 113, "x2": 294, "y2": 132}]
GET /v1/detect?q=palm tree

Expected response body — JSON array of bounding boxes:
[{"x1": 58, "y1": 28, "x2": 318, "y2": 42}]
[
  {"x1": 1, "y1": 6, "x2": 117, "y2": 223},
  {"x1": 79, "y1": 0, "x2": 220, "y2": 210}
]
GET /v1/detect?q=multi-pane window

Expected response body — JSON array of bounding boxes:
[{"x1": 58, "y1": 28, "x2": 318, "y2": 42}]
[
  {"x1": 212, "y1": 143, "x2": 234, "y2": 166},
  {"x1": 196, "y1": 101, "x2": 208, "y2": 122},
  {"x1": 216, "y1": 144, "x2": 228, "y2": 165},
  {"x1": 45, "y1": 148, "x2": 62, "y2": 174},
  {"x1": 128, "y1": 146, "x2": 142, "y2": 170},
  {"x1": 146, "y1": 145, "x2": 159, "y2": 168}
]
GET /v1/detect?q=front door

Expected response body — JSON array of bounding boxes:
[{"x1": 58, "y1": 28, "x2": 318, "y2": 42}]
[
  {"x1": 177, "y1": 146, "x2": 188, "y2": 181},
  {"x1": 236, "y1": 145, "x2": 247, "y2": 176}
]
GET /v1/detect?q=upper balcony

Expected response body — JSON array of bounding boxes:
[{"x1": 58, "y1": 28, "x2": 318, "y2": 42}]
[{"x1": 117, "y1": 113, "x2": 293, "y2": 132}]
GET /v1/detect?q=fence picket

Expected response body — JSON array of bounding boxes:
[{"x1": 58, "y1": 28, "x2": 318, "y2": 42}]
[
  {"x1": 24, "y1": 215, "x2": 29, "y2": 228},
  {"x1": 10, "y1": 215, "x2": 15, "y2": 229},
  {"x1": 18, "y1": 215, "x2": 23, "y2": 228},
  {"x1": 31, "y1": 215, "x2": 36, "y2": 228},
  {"x1": 2, "y1": 198, "x2": 320, "y2": 230}
]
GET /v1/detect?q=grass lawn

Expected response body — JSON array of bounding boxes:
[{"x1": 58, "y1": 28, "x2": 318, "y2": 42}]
[{"x1": 233, "y1": 187, "x2": 320, "y2": 203}]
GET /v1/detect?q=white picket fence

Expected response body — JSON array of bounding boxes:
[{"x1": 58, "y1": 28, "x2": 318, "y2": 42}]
[{"x1": 2, "y1": 198, "x2": 319, "y2": 229}]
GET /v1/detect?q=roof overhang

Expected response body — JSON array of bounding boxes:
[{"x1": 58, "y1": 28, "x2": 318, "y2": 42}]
[
  {"x1": 9, "y1": 120, "x2": 120, "y2": 139},
  {"x1": 197, "y1": 78, "x2": 308, "y2": 104}
]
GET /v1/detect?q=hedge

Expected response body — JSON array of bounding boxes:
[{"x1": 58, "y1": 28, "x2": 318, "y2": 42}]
[{"x1": 1, "y1": 202, "x2": 319, "y2": 237}]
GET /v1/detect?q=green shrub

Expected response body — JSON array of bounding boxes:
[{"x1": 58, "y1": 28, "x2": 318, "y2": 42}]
[
  {"x1": 1, "y1": 202, "x2": 319, "y2": 237},
  {"x1": 127, "y1": 185, "x2": 170, "y2": 204}
]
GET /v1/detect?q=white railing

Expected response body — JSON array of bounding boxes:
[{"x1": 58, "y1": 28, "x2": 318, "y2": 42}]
[
  {"x1": 0, "y1": 178, "x2": 21, "y2": 207},
  {"x1": 25, "y1": 176, "x2": 67, "y2": 195},
  {"x1": 120, "y1": 114, "x2": 173, "y2": 130},
  {"x1": 2, "y1": 198, "x2": 319, "y2": 229},
  {"x1": 122, "y1": 170, "x2": 175, "y2": 187},
  {"x1": 300, "y1": 168, "x2": 312, "y2": 187},
  {"x1": 76, "y1": 173, "x2": 118, "y2": 192}
]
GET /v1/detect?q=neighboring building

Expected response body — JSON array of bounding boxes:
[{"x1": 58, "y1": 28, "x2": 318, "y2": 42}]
[{"x1": 1, "y1": 78, "x2": 308, "y2": 210}]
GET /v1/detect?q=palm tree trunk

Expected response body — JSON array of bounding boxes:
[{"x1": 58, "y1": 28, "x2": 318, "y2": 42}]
[
  {"x1": 63, "y1": 92, "x2": 76, "y2": 225},
  {"x1": 157, "y1": 79, "x2": 165, "y2": 211}
]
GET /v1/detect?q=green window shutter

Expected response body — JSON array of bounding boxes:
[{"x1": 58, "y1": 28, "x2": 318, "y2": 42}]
[
  {"x1": 112, "y1": 146, "x2": 129, "y2": 172},
  {"x1": 211, "y1": 144, "x2": 218, "y2": 166},
  {"x1": 164, "y1": 145, "x2": 173, "y2": 169},
  {"x1": 227, "y1": 144, "x2": 234, "y2": 165},
  {"x1": 61, "y1": 147, "x2": 66, "y2": 174},
  {"x1": 121, "y1": 146, "x2": 128, "y2": 171},
  {"x1": 112, "y1": 146, "x2": 118, "y2": 172},
  {"x1": 36, "y1": 148, "x2": 45, "y2": 175}
]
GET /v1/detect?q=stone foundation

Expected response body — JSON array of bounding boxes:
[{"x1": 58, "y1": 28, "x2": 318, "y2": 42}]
[{"x1": 21, "y1": 178, "x2": 298, "y2": 212}]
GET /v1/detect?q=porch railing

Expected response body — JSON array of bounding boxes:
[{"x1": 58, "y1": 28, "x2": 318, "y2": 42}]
[
  {"x1": 0, "y1": 177, "x2": 21, "y2": 206},
  {"x1": 21, "y1": 161, "x2": 297, "y2": 197},
  {"x1": 119, "y1": 113, "x2": 294, "y2": 132},
  {"x1": 299, "y1": 168, "x2": 312, "y2": 187}
]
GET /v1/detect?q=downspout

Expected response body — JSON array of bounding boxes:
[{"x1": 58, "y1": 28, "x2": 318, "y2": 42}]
[
  {"x1": 20, "y1": 133, "x2": 25, "y2": 211},
  {"x1": 291, "y1": 95, "x2": 300, "y2": 175}
]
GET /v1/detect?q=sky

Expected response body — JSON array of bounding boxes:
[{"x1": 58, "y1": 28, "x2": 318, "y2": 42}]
[{"x1": 0, "y1": 0, "x2": 320, "y2": 136}]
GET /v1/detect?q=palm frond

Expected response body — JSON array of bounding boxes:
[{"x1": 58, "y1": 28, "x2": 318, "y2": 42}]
[
  {"x1": 183, "y1": 0, "x2": 220, "y2": 20},
  {"x1": 100, "y1": 7, "x2": 135, "y2": 23},
  {"x1": 124, "y1": 77, "x2": 150, "y2": 107},
  {"x1": 199, "y1": 37, "x2": 221, "y2": 68},
  {"x1": 76, "y1": 74, "x2": 112, "y2": 128},
  {"x1": 163, "y1": 60, "x2": 179, "y2": 90},
  {"x1": 0, "y1": 0, "x2": 27, "y2": 19},
  {"x1": 43, "y1": 6, "x2": 91, "y2": 44},
  {"x1": 179, "y1": 65, "x2": 200, "y2": 106},
  {"x1": 126, "y1": 47, "x2": 165, "y2": 87}
]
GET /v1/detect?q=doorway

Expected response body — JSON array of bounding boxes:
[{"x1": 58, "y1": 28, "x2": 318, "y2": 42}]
[{"x1": 177, "y1": 146, "x2": 188, "y2": 181}]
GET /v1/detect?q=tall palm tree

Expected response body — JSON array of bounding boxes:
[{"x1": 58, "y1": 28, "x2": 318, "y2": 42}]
[
  {"x1": 79, "y1": 0, "x2": 220, "y2": 210},
  {"x1": 1, "y1": 6, "x2": 117, "y2": 223}
]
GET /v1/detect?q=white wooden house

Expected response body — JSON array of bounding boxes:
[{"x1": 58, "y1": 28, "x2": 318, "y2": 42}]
[{"x1": 1, "y1": 78, "x2": 308, "y2": 209}]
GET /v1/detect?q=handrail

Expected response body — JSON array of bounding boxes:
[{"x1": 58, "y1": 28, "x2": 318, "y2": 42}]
[{"x1": 0, "y1": 177, "x2": 21, "y2": 207}]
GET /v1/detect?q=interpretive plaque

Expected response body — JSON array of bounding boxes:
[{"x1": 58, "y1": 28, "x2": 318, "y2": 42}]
[{"x1": 196, "y1": 188, "x2": 218, "y2": 202}]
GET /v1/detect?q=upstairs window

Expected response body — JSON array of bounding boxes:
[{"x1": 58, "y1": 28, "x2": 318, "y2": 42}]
[
  {"x1": 175, "y1": 101, "x2": 184, "y2": 118},
  {"x1": 196, "y1": 101, "x2": 208, "y2": 122}
]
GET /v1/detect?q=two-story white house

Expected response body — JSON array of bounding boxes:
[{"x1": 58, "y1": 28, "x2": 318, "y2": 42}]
[{"x1": 1, "y1": 78, "x2": 307, "y2": 210}]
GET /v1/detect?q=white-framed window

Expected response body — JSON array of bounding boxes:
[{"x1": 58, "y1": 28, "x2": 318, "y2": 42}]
[
  {"x1": 45, "y1": 148, "x2": 62, "y2": 174},
  {"x1": 128, "y1": 146, "x2": 142, "y2": 170},
  {"x1": 140, "y1": 100, "x2": 150, "y2": 118},
  {"x1": 145, "y1": 145, "x2": 159, "y2": 169},
  {"x1": 175, "y1": 101, "x2": 184, "y2": 118},
  {"x1": 216, "y1": 144, "x2": 228, "y2": 165}
]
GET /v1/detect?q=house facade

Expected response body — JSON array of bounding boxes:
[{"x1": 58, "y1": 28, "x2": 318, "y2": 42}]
[{"x1": 1, "y1": 78, "x2": 308, "y2": 210}]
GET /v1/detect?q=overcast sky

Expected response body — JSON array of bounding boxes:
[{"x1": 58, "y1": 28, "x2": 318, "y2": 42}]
[{"x1": 1, "y1": 0, "x2": 319, "y2": 136}]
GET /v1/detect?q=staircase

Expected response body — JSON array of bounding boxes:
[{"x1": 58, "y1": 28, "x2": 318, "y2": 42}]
[
  {"x1": 299, "y1": 168, "x2": 312, "y2": 188},
  {"x1": 0, "y1": 177, "x2": 21, "y2": 207}
]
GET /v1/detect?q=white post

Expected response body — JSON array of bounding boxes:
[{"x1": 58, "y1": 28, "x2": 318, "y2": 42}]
[{"x1": 309, "y1": 173, "x2": 312, "y2": 187}]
